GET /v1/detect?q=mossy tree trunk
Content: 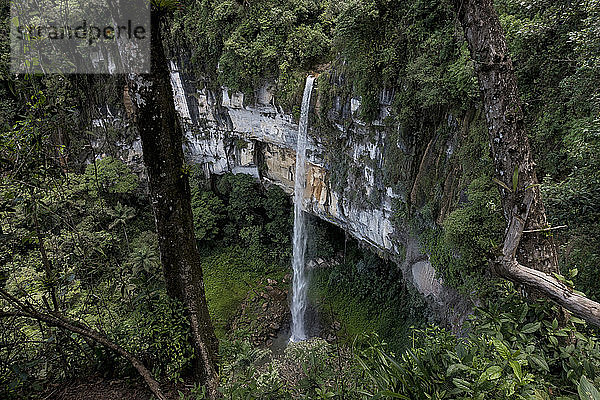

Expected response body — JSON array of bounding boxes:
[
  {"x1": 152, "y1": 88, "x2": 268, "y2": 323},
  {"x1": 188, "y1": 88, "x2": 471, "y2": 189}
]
[
  {"x1": 453, "y1": 0, "x2": 600, "y2": 326},
  {"x1": 126, "y1": 8, "x2": 219, "y2": 396}
]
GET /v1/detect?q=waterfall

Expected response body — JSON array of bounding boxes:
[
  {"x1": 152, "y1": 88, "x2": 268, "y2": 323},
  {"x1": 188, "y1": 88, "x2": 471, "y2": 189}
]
[{"x1": 290, "y1": 75, "x2": 315, "y2": 343}]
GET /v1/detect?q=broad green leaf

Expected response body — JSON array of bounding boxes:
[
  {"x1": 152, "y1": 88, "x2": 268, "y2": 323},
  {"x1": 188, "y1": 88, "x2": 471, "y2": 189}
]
[
  {"x1": 447, "y1": 363, "x2": 469, "y2": 375},
  {"x1": 453, "y1": 378, "x2": 471, "y2": 391},
  {"x1": 480, "y1": 365, "x2": 503, "y2": 381},
  {"x1": 521, "y1": 322, "x2": 541, "y2": 334},
  {"x1": 509, "y1": 360, "x2": 523, "y2": 382},
  {"x1": 377, "y1": 390, "x2": 411, "y2": 399},
  {"x1": 578, "y1": 376, "x2": 600, "y2": 400},
  {"x1": 528, "y1": 354, "x2": 549, "y2": 372},
  {"x1": 553, "y1": 273, "x2": 567, "y2": 284},
  {"x1": 492, "y1": 338, "x2": 511, "y2": 360}
]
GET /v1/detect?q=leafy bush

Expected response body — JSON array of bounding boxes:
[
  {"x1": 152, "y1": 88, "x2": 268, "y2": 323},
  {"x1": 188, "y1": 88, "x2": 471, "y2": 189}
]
[
  {"x1": 218, "y1": 335, "x2": 363, "y2": 399},
  {"x1": 80, "y1": 157, "x2": 139, "y2": 198},
  {"x1": 218, "y1": 337, "x2": 285, "y2": 399},
  {"x1": 191, "y1": 189, "x2": 226, "y2": 242},
  {"x1": 543, "y1": 119, "x2": 600, "y2": 300},
  {"x1": 173, "y1": 0, "x2": 332, "y2": 107},
  {"x1": 194, "y1": 173, "x2": 291, "y2": 257},
  {"x1": 263, "y1": 185, "x2": 294, "y2": 247},
  {"x1": 355, "y1": 284, "x2": 600, "y2": 399},
  {"x1": 435, "y1": 177, "x2": 505, "y2": 293},
  {"x1": 112, "y1": 294, "x2": 194, "y2": 381},
  {"x1": 332, "y1": 0, "x2": 477, "y2": 123}
]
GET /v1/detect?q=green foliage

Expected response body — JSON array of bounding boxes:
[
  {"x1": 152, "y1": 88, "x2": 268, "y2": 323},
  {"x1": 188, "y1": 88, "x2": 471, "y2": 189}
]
[
  {"x1": 217, "y1": 173, "x2": 263, "y2": 227},
  {"x1": 354, "y1": 284, "x2": 600, "y2": 399},
  {"x1": 81, "y1": 157, "x2": 139, "y2": 198},
  {"x1": 579, "y1": 376, "x2": 600, "y2": 400},
  {"x1": 489, "y1": 1, "x2": 600, "y2": 302},
  {"x1": 263, "y1": 185, "x2": 294, "y2": 246},
  {"x1": 214, "y1": 284, "x2": 600, "y2": 399},
  {"x1": 201, "y1": 244, "x2": 285, "y2": 337},
  {"x1": 543, "y1": 118, "x2": 600, "y2": 300},
  {"x1": 497, "y1": 0, "x2": 600, "y2": 178},
  {"x1": 126, "y1": 231, "x2": 161, "y2": 276},
  {"x1": 193, "y1": 173, "x2": 292, "y2": 257},
  {"x1": 305, "y1": 216, "x2": 344, "y2": 260},
  {"x1": 1, "y1": 164, "x2": 291, "y2": 397},
  {"x1": 113, "y1": 294, "x2": 194, "y2": 380},
  {"x1": 434, "y1": 177, "x2": 505, "y2": 293},
  {"x1": 218, "y1": 335, "x2": 364, "y2": 399},
  {"x1": 218, "y1": 337, "x2": 285, "y2": 398},
  {"x1": 333, "y1": 0, "x2": 477, "y2": 123},
  {"x1": 191, "y1": 189, "x2": 225, "y2": 241},
  {"x1": 310, "y1": 239, "x2": 426, "y2": 352},
  {"x1": 0, "y1": 151, "x2": 167, "y2": 397},
  {"x1": 172, "y1": 0, "x2": 332, "y2": 108}
]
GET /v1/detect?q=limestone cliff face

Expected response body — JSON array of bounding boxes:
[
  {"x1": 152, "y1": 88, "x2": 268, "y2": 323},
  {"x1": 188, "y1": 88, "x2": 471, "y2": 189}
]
[
  {"x1": 170, "y1": 62, "x2": 401, "y2": 255},
  {"x1": 168, "y1": 60, "x2": 473, "y2": 328}
]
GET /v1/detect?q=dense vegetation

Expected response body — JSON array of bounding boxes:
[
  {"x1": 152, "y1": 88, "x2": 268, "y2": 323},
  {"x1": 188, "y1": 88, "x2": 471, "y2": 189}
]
[
  {"x1": 172, "y1": 0, "x2": 599, "y2": 296},
  {"x1": 1, "y1": 0, "x2": 600, "y2": 398},
  {"x1": 218, "y1": 287, "x2": 600, "y2": 399}
]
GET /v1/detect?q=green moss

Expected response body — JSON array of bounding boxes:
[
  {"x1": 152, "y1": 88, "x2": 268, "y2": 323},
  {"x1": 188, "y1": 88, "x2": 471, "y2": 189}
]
[
  {"x1": 202, "y1": 245, "x2": 287, "y2": 337},
  {"x1": 308, "y1": 240, "x2": 427, "y2": 352},
  {"x1": 310, "y1": 276, "x2": 426, "y2": 352},
  {"x1": 417, "y1": 177, "x2": 504, "y2": 295}
]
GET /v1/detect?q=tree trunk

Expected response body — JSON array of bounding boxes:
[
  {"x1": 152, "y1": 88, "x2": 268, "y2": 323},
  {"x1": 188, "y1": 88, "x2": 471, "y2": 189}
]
[
  {"x1": 453, "y1": 0, "x2": 600, "y2": 326},
  {"x1": 453, "y1": 0, "x2": 557, "y2": 274},
  {"x1": 126, "y1": 8, "x2": 219, "y2": 396}
]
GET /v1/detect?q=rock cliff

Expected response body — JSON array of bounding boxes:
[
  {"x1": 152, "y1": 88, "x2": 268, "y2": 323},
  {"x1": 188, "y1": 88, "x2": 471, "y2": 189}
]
[{"x1": 167, "y1": 59, "x2": 474, "y2": 329}]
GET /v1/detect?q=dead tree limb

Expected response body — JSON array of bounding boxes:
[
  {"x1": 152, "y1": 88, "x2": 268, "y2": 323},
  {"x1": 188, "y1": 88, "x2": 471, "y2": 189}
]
[{"x1": 0, "y1": 289, "x2": 168, "y2": 400}]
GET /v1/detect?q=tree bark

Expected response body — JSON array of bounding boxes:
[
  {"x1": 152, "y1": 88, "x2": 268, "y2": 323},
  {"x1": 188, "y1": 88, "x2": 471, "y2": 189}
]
[
  {"x1": 453, "y1": 0, "x2": 600, "y2": 326},
  {"x1": 126, "y1": 8, "x2": 219, "y2": 396}
]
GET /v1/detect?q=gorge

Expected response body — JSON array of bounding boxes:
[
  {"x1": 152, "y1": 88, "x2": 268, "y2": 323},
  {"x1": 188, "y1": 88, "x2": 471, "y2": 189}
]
[
  {"x1": 161, "y1": 57, "x2": 471, "y2": 329},
  {"x1": 3, "y1": 0, "x2": 600, "y2": 398}
]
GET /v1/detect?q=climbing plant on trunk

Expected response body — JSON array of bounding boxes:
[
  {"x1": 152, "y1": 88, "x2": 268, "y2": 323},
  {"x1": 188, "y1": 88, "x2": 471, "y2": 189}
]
[
  {"x1": 125, "y1": 4, "x2": 219, "y2": 396},
  {"x1": 453, "y1": 0, "x2": 600, "y2": 326}
]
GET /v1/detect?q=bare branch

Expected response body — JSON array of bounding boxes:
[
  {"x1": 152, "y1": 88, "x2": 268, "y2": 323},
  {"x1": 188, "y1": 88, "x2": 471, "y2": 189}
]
[
  {"x1": 498, "y1": 259, "x2": 600, "y2": 327},
  {"x1": 0, "y1": 289, "x2": 168, "y2": 400},
  {"x1": 522, "y1": 225, "x2": 568, "y2": 234}
]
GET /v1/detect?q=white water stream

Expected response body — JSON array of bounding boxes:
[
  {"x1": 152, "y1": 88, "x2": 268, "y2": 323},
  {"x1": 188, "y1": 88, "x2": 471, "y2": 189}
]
[{"x1": 289, "y1": 75, "x2": 315, "y2": 342}]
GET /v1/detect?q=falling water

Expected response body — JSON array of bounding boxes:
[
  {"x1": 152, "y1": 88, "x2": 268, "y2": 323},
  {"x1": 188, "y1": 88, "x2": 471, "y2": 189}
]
[{"x1": 290, "y1": 75, "x2": 315, "y2": 342}]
